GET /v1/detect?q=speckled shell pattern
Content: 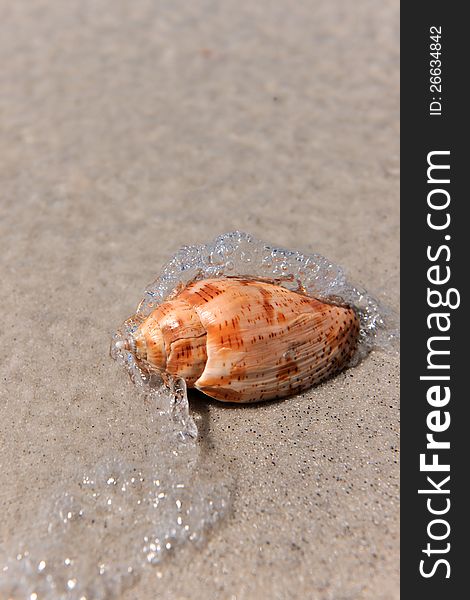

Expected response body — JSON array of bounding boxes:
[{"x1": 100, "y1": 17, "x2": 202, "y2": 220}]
[{"x1": 134, "y1": 277, "x2": 360, "y2": 403}]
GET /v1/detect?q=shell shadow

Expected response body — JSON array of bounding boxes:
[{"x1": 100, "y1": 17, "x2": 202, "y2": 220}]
[
  {"x1": 188, "y1": 388, "x2": 288, "y2": 456},
  {"x1": 187, "y1": 390, "x2": 215, "y2": 456}
]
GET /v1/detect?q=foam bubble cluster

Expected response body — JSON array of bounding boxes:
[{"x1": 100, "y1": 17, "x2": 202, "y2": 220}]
[{"x1": 0, "y1": 377, "x2": 230, "y2": 599}]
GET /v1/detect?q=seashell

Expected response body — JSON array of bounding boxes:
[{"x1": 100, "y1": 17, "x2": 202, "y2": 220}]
[{"x1": 118, "y1": 277, "x2": 360, "y2": 403}]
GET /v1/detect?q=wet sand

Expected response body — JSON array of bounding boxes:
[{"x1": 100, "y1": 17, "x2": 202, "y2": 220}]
[{"x1": 0, "y1": 1, "x2": 399, "y2": 598}]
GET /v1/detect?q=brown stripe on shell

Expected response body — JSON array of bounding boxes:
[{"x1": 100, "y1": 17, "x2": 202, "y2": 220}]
[{"x1": 166, "y1": 335, "x2": 207, "y2": 386}]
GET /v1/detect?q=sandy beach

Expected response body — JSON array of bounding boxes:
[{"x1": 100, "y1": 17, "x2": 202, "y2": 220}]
[{"x1": 0, "y1": 1, "x2": 399, "y2": 598}]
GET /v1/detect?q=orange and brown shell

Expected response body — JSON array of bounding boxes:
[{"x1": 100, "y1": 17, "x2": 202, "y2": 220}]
[{"x1": 121, "y1": 277, "x2": 360, "y2": 403}]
